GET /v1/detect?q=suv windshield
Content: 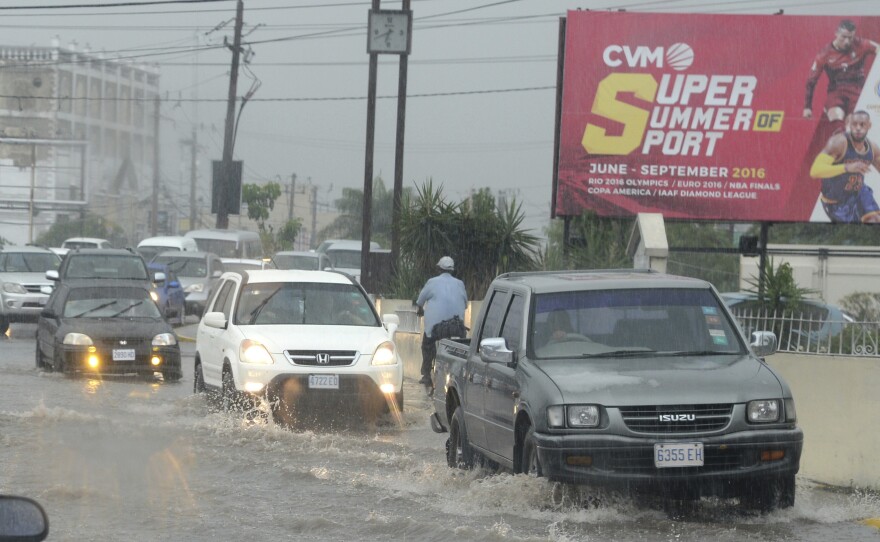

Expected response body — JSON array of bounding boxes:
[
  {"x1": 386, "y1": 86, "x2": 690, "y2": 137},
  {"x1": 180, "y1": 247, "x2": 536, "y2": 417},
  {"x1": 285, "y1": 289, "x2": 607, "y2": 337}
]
[
  {"x1": 531, "y1": 288, "x2": 744, "y2": 359},
  {"x1": 64, "y1": 255, "x2": 149, "y2": 280},
  {"x1": 0, "y1": 252, "x2": 59, "y2": 273},
  {"x1": 153, "y1": 255, "x2": 208, "y2": 278},
  {"x1": 274, "y1": 254, "x2": 320, "y2": 270},
  {"x1": 234, "y1": 282, "x2": 378, "y2": 326},
  {"x1": 327, "y1": 249, "x2": 360, "y2": 269},
  {"x1": 192, "y1": 239, "x2": 236, "y2": 258},
  {"x1": 63, "y1": 286, "x2": 161, "y2": 318}
]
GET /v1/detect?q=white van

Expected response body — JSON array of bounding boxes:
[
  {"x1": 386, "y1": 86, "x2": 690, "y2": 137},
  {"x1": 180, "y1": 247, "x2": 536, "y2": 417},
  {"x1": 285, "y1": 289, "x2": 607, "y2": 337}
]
[
  {"x1": 61, "y1": 237, "x2": 112, "y2": 250},
  {"x1": 136, "y1": 236, "x2": 199, "y2": 263},
  {"x1": 184, "y1": 229, "x2": 263, "y2": 259}
]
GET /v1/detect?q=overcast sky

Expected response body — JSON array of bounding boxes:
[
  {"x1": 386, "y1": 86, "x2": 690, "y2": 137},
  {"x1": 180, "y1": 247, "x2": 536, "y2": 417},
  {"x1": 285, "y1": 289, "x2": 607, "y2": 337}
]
[{"x1": 4, "y1": 0, "x2": 880, "y2": 240}]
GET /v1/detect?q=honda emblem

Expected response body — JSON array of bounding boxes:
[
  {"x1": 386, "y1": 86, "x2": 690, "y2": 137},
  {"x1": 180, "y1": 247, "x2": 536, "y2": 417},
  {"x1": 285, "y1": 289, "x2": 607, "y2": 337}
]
[{"x1": 316, "y1": 353, "x2": 330, "y2": 365}]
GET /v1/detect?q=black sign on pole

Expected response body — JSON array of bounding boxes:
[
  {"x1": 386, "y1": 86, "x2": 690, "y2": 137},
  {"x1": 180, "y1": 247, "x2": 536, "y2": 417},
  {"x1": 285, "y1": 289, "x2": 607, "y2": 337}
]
[{"x1": 211, "y1": 160, "x2": 242, "y2": 215}]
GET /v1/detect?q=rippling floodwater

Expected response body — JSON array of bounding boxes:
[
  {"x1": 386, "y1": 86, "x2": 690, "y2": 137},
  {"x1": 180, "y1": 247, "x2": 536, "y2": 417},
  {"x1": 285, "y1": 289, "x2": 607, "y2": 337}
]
[{"x1": 2, "y1": 325, "x2": 879, "y2": 541}]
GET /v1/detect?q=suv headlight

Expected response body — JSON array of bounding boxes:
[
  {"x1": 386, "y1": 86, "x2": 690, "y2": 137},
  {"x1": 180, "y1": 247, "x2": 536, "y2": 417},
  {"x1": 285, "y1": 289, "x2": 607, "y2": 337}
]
[
  {"x1": 185, "y1": 283, "x2": 204, "y2": 293},
  {"x1": 547, "y1": 405, "x2": 600, "y2": 428},
  {"x1": 240, "y1": 339, "x2": 274, "y2": 364},
  {"x1": 63, "y1": 332, "x2": 93, "y2": 346},
  {"x1": 747, "y1": 399, "x2": 780, "y2": 423},
  {"x1": 152, "y1": 333, "x2": 177, "y2": 346},
  {"x1": 371, "y1": 341, "x2": 396, "y2": 365},
  {"x1": 2, "y1": 283, "x2": 27, "y2": 294},
  {"x1": 150, "y1": 290, "x2": 160, "y2": 303}
]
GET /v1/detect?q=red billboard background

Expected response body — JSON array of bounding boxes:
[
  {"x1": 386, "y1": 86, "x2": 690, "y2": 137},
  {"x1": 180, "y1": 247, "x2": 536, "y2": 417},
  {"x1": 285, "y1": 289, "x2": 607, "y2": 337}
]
[{"x1": 554, "y1": 11, "x2": 880, "y2": 223}]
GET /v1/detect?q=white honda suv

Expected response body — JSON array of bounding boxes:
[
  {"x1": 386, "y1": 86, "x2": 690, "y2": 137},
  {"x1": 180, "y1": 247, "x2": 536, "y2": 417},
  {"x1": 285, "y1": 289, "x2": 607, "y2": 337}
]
[{"x1": 194, "y1": 270, "x2": 403, "y2": 423}]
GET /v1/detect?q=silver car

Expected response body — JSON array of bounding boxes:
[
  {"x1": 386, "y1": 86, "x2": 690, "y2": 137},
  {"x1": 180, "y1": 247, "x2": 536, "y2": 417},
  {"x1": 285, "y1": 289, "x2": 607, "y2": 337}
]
[
  {"x1": 0, "y1": 246, "x2": 61, "y2": 333},
  {"x1": 151, "y1": 251, "x2": 224, "y2": 317}
]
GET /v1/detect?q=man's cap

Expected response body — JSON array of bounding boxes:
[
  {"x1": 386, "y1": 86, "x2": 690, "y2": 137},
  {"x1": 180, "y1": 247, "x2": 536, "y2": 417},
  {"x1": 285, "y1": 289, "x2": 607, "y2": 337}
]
[{"x1": 437, "y1": 256, "x2": 454, "y2": 271}]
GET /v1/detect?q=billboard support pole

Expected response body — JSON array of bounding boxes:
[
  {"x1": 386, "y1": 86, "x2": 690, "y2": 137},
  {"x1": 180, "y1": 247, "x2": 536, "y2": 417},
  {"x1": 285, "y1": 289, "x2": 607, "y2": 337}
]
[
  {"x1": 758, "y1": 222, "x2": 771, "y2": 297},
  {"x1": 562, "y1": 215, "x2": 571, "y2": 267},
  {"x1": 551, "y1": 16, "x2": 566, "y2": 219}
]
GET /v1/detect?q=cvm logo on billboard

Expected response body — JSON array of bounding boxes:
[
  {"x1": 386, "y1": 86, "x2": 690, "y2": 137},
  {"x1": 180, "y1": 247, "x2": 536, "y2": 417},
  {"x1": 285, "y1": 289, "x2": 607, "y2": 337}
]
[{"x1": 602, "y1": 43, "x2": 694, "y2": 70}]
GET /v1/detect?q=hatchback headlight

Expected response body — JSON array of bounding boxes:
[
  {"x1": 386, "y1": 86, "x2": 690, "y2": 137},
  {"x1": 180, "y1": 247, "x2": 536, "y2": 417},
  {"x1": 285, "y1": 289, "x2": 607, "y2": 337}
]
[
  {"x1": 371, "y1": 341, "x2": 396, "y2": 365},
  {"x1": 152, "y1": 333, "x2": 177, "y2": 346},
  {"x1": 2, "y1": 283, "x2": 27, "y2": 294},
  {"x1": 240, "y1": 339, "x2": 274, "y2": 364},
  {"x1": 150, "y1": 291, "x2": 159, "y2": 303},
  {"x1": 185, "y1": 283, "x2": 204, "y2": 293},
  {"x1": 747, "y1": 399, "x2": 780, "y2": 423},
  {"x1": 63, "y1": 332, "x2": 93, "y2": 346}
]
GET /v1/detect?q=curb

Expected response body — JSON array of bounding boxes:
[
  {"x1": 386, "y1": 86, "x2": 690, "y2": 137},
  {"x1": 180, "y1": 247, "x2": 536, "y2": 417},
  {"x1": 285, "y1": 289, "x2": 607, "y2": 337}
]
[{"x1": 178, "y1": 335, "x2": 196, "y2": 343}]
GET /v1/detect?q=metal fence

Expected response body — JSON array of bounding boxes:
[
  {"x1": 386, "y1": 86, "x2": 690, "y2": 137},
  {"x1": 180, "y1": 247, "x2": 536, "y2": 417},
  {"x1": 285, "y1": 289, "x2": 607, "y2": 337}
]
[{"x1": 729, "y1": 308, "x2": 880, "y2": 357}]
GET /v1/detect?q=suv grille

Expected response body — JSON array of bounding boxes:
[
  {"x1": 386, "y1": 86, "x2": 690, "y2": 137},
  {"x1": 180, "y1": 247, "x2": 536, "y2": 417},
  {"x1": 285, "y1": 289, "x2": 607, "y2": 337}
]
[
  {"x1": 619, "y1": 404, "x2": 732, "y2": 434},
  {"x1": 284, "y1": 350, "x2": 358, "y2": 367}
]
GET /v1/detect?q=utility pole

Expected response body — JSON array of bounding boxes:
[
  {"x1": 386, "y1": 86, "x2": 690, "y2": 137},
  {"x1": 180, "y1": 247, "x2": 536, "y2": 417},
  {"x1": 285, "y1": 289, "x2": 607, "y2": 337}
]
[
  {"x1": 151, "y1": 94, "x2": 160, "y2": 235},
  {"x1": 28, "y1": 144, "x2": 36, "y2": 244},
  {"x1": 288, "y1": 173, "x2": 296, "y2": 221},
  {"x1": 189, "y1": 128, "x2": 198, "y2": 229},
  {"x1": 310, "y1": 184, "x2": 318, "y2": 249},
  {"x1": 216, "y1": 0, "x2": 244, "y2": 229}
]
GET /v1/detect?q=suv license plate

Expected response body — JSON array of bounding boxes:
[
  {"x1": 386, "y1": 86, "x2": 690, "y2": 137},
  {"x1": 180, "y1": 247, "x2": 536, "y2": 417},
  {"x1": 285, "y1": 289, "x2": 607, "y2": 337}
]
[
  {"x1": 112, "y1": 349, "x2": 136, "y2": 361},
  {"x1": 308, "y1": 374, "x2": 339, "y2": 389},
  {"x1": 654, "y1": 443, "x2": 704, "y2": 468}
]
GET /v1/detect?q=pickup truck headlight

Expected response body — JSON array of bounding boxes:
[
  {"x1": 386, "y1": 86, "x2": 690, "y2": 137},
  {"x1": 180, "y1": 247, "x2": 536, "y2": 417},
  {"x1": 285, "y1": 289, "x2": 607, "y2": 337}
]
[
  {"x1": 747, "y1": 399, "x2": 780, "y2": 423},
  {"x1": 567, "y1": 405, "x2": 600, "y2": 427},
  {"x1": 2, "y1": 282, "x2": 27, "y2": 294},
  {"x1": 63, "y1": 332, "x2": 93, "y2": 346},
  {"x1": 547, "y1": 405, "x2": 600, "y2": 428},
  {"x1": 152, "y1": 333, "x2": 177, "y2": 346},
  {"x1": 240, "y1": 339, "x2": 274, "y2": 364},
  {"x1": 371, "y1": 341, "x2": 396, "y2": 365}
]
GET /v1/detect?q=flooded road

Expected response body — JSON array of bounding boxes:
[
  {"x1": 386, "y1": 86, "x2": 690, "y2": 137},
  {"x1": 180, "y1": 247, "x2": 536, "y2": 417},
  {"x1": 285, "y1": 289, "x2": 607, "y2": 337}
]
[{"x1": 2, "y1": 324, "x2": 879, "y2": 541}]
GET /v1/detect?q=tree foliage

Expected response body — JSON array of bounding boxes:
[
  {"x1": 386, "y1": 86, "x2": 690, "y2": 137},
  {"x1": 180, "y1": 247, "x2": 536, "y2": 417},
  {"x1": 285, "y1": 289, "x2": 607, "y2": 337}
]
[
  {"x1": 318, "y1": 176, "x2": 402, "y2": 249},
  {"x1": 743, "y1": 257, "x2": 817, "y2": 313},
  {"x1": 242, "y1": 182, "x2": 302, "y2": 254},
  {"x1": 395, "y1": 181, "x2": 540, "y2": 300},
  {"x1": 35, "y1": 213, "x2": 126, "y2": 248}
]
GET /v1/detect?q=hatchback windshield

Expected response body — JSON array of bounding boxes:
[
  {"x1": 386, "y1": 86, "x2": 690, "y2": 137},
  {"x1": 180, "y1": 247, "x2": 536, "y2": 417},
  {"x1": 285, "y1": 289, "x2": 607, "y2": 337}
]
[
  {"x1": 0, "y1": 252, "x2": 59, "y2": 273},
  {"x1": 63, "y1": 287, "x2": 161, "y2": 318},
  {"x1": 531, "y1": 288, "x2": 744, "y2": 359},
  {"x1": 234, "y1": 282, "x2": 378, "y2": 326}
]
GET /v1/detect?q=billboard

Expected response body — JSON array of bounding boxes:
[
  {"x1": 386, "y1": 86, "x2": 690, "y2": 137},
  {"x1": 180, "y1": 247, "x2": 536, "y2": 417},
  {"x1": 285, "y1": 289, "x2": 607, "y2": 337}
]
[{"x1": 554, "y1": 11, "x2": 880, "y2": 223}]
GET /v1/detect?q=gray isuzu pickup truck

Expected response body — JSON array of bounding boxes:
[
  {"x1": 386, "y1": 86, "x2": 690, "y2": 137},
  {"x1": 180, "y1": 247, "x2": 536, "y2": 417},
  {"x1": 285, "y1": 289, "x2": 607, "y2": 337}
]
[{"x1": 429, "y1": 269, "x2": 803, "y2": 510}]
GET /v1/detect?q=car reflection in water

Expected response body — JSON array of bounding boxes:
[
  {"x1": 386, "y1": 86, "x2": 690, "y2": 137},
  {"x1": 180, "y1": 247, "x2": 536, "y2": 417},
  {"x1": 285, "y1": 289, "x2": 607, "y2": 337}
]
[{"x1": 35, "y1": 280, "x2": 182, "y2": 382}]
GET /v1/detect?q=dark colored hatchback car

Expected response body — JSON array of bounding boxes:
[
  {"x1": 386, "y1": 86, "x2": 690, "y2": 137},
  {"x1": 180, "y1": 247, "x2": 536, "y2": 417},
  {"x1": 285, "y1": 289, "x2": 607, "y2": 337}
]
[{"x1": 35, "y1": 280, "x2": 181, "y2": 381}]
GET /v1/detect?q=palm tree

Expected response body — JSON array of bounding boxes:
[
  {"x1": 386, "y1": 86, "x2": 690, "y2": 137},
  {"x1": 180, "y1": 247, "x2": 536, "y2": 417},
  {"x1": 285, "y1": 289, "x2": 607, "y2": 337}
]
[{"x1": 318, "y1": 176, "x2": 402, "y2": 249}]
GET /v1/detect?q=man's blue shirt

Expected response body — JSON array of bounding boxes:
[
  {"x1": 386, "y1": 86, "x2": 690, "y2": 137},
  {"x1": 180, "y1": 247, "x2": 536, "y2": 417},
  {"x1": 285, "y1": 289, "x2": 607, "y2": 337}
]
[{"x1": 416, "y1": 272, "x2": 467, "y2": 337}]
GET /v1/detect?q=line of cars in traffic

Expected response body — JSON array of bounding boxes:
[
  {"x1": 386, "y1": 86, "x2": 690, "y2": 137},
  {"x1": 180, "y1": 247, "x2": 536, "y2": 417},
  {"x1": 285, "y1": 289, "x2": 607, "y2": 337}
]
[{"x1": 2, "y1": 233, "x2": 400, "y2": 401}]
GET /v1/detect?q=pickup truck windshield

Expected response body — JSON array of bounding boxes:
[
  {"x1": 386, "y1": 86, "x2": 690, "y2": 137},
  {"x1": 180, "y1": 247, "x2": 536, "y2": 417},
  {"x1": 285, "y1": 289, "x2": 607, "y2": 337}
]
[{"x1": 531, "y1": 288, "x2": 744, "y2": 359}]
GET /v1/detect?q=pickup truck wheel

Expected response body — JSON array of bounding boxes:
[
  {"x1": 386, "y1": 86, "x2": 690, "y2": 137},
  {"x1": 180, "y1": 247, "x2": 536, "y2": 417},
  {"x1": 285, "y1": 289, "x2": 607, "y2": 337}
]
[
  {"x1": 521, "y1": 426, "x2": 543, "y2": 477},
  {"x1": 446, "y1": 406, "x2": 474, "y2": 469},
  {"x1": 741, "y1": 475, "x2": 795, "y2": 511}
]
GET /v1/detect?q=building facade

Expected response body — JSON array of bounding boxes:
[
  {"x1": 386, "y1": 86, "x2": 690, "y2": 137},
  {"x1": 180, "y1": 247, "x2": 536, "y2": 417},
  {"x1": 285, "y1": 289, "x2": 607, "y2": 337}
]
[{"x1": 0, "y1": 39, "x2": 165, "y2": 246}]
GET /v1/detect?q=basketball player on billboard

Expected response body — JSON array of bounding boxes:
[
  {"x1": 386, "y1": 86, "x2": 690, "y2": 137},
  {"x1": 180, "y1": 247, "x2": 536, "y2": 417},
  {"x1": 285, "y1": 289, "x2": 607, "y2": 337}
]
[
  {"x1": 809, "y1": 110, "x2": 880, "y2": 223},
  {"x1": 803, "y1": 19, "x2": 880, "y2": 135}
]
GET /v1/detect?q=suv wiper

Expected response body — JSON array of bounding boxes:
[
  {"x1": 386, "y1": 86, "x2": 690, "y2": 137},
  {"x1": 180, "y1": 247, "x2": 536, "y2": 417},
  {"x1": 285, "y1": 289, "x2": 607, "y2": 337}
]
[
  {"x1": 581, "y1": 348, "x2": 655, "y2": 358},
  {"x1": 654, "y1": 350, "x2": 737, "y2": 356}
]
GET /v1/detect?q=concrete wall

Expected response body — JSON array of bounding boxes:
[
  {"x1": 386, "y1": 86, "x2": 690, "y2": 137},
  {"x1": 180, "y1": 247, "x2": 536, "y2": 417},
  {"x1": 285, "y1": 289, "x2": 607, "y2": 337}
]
[
  {"x1": 767, "y1": 352, "x2": 880, "y2": 490},
  {"x1": 377, "y1": 300, "x2": 880, "y2": 490}
]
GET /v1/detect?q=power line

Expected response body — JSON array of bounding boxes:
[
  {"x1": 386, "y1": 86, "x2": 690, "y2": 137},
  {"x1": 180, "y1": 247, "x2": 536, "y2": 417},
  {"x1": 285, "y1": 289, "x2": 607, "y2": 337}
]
[
  {"x1": 1, "y1": 85, "x2": 554, "y2": 104},
  {"x1": 0, "y1": 0, "x2": 229, "y2": 10}
]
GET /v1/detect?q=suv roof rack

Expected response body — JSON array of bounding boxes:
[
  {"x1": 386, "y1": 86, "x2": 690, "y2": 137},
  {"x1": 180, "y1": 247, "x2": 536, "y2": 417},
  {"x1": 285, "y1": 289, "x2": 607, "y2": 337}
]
[{"x1": 495, "y1": 268, "x2": 657, "y2": 280}]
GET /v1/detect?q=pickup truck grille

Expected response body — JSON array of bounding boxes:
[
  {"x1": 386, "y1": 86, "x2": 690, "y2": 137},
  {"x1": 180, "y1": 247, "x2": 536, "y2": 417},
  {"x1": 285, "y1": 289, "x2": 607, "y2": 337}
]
[
  {"x1": 284, "y1": 350, "x2": 358, "y2": 367},
  {"x1": 619, "y1": 404, "x2": 732, "y2": 434}
]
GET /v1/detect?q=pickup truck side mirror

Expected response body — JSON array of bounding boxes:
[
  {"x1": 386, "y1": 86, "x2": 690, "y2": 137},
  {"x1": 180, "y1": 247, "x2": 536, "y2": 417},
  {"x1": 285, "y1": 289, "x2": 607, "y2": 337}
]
[
  {"x1": 750, "y1": 331, "x2": 777, "y2": 358},
  {"x1": 45, "y1": 269, "x2": 59, "y2": 281},
  {"x1": 153, "y1": 271, "x2": 166, "y2": 283},
  {"x1": 479, "y1": 337, "x2": 516, "y2": 365}
]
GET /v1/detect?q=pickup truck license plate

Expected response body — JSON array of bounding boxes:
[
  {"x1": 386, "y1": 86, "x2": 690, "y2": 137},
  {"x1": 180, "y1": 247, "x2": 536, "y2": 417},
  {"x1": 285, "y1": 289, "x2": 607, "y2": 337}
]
[
  {"x1": 112, "y1": 349, "x2": 136, "y2": 361},
  {"x1": 308, "y1": 374, "x2": 339, "y2": 389},
  {"x1": 654, "y1": 443, "x2": 704, "y2": 468}
]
